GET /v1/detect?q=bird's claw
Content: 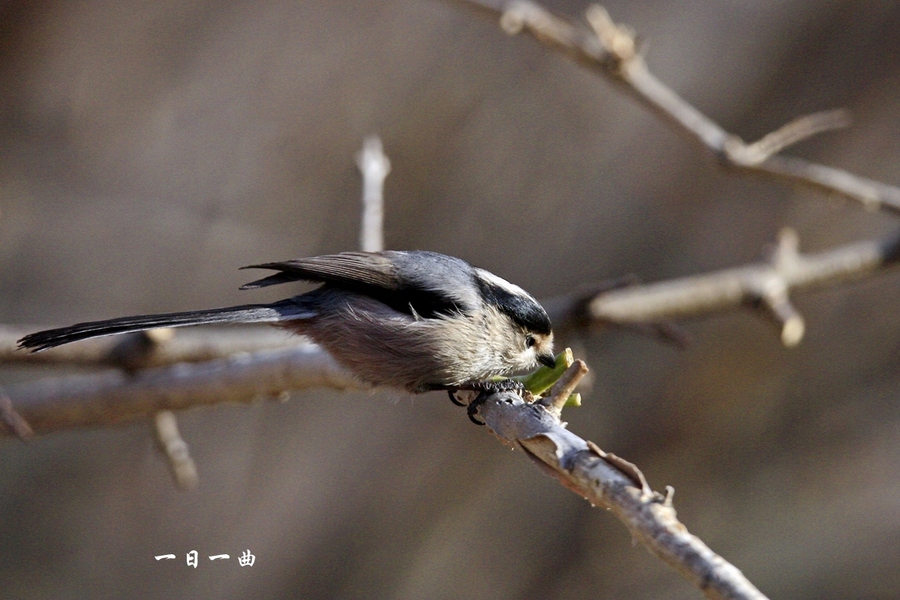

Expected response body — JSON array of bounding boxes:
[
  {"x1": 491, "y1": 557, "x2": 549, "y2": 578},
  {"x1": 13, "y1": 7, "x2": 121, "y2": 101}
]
[
  {"x1": 447, "y1": 390, "x2": 467, "y2": 407},
  {"x1": 449, "y1": 379, "x2": 525, "y2": 425}
]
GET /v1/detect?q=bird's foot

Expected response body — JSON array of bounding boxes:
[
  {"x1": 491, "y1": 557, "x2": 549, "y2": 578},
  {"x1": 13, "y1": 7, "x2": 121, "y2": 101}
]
[{"x1": 448, "y1": 379, "x2": 525, "y2": 425}]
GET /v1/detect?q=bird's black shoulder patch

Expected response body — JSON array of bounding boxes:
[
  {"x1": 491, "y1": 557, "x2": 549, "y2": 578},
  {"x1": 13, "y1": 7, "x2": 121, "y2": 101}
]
[
  {"x1": 373, "y1": 251, "x2": 478, "y2": 318},
  {"x1": 363, "y1": 283, "x2": 466, "y2": 319}
]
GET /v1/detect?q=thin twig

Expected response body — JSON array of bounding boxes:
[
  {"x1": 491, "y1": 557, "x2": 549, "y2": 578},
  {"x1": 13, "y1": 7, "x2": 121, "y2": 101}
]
[
  {"x1": 0, "y1": 393, "x2": 34, "y2": 440},
  {"x1": 452, "y1": 0, "x2": 900, "y2": 214},
  {"x1": 736, "y1": 109, "x2": 852, "y2": 165},
  {"x1": 479, "y1": 390, "x2": 769, "y2": 600},
  {"x1": 108, "y1": 329, "x2": 202, "y2": 489},
  {"x1": 356, "y1": 135, "x2": 391, "y2": 253},
  {"x1": 154, "y1": 410, "x2": 199, "y2": 490}
]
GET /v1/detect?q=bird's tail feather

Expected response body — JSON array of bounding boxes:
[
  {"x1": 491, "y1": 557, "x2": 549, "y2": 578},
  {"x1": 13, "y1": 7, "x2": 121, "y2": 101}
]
[{"x1": 18, "y1": 299, "x2": 311, "y2": 352}]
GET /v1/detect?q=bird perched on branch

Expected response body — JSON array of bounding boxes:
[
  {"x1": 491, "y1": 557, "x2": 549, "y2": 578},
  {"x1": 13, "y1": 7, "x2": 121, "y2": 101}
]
[{"x1": 19, "y1": 251, "x2": 555, "y2": 394}]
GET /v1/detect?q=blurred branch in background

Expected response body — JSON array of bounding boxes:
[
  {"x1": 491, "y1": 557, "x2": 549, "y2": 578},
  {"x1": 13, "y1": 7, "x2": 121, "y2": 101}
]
[
  {"x1": 546, "y1": 227, "x2": 900, "y2": 346},
  {"x1": 154, "y1": 410, "x2": 199, "y2": 491},
  {"x1": 454, "y1": 0, "x2": 900, "y2": 214},
  {"x1": 0, "y1": 393, "x2": 33, "y2": 440},
  {"x1": 356, "y1": 135, "x2": 391, "y2": 253}
]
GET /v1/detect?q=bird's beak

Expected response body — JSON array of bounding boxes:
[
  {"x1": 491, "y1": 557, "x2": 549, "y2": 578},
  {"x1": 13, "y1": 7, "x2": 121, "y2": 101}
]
[{"x1": 538, "y1": 352, "x2": 556, "y2": 369}]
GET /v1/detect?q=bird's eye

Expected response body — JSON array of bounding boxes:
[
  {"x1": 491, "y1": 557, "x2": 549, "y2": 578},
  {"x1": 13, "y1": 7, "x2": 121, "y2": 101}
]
[{"x1": 525, "y1": 335, "x2": 536, "y2": 349}]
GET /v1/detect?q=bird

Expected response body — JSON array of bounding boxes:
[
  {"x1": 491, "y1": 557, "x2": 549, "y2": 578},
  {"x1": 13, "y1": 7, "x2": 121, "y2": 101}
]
[{"x1": 18, "y1": 250, "x2": 555, "y2": 394}]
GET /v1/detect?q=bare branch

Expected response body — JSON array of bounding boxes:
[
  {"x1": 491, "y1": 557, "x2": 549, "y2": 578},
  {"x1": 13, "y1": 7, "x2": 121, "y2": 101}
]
[
  {"x1": 478, "y1": 390, "x2": 769, "y2": 600},
  {"x1": 154, "y1": 410, "x2": 199, "y2": 490},
  {"x1": 0, "y1": 325, "x2": 298, "y2": 366},
  {"x1": 452, "y1": 0, "x2": 900, "y2": 214},
  {"x1": 1, "y1": 344, "x2": 364, "y2": 436},
  {"x1": 545, "y1": 229, "x2": 900, "y2": 346},
  {"x1": 0, "y1": 393, "x2": 34, "y2": 440},
  {"x1": 735, "y1": 109, "x2": 852, "y2": 165}
]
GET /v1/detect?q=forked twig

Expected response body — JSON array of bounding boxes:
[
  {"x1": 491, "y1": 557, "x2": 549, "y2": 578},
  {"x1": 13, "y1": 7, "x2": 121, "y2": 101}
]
[{"x1": 454, "y1": 0, "x2": 900, "y2": 213}]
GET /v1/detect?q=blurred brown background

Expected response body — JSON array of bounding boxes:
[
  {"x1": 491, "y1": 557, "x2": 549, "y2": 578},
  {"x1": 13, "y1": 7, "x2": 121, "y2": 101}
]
[{"x1": 1, "y1": 1, "x2": 899, "y2": 598}]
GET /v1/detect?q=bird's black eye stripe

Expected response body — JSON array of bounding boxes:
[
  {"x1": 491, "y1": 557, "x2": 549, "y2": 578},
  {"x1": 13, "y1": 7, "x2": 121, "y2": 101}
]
[{"x1": 474, "y1": 276, "x2": 553, "y2": 335}]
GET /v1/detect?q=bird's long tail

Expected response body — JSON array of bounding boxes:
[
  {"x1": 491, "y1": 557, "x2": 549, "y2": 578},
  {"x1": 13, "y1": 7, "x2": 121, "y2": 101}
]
[{"x1": 17, "y1": 299, "x2": 311, "y2": 352}]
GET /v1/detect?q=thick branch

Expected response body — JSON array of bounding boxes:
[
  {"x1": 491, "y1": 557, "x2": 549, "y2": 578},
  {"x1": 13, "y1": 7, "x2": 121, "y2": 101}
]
[
  {"x1": 1, "y1": 344, "x2": 364, "y2": 436},
  {"x1": 453, "y1": 0, "x2": 900, "y2": 214},
  {"x1": 478, "y1": 391, "x2": 768, "y2": 600}
]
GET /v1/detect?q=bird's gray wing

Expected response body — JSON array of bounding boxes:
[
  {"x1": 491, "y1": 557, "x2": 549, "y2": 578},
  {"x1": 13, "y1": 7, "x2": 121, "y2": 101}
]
[
  {"x1": 241, "y1": 252, "x2": 399, "y2": 290},
  {"x1": 240, "y1": 251, "x2": 480, "y2": 318}
]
